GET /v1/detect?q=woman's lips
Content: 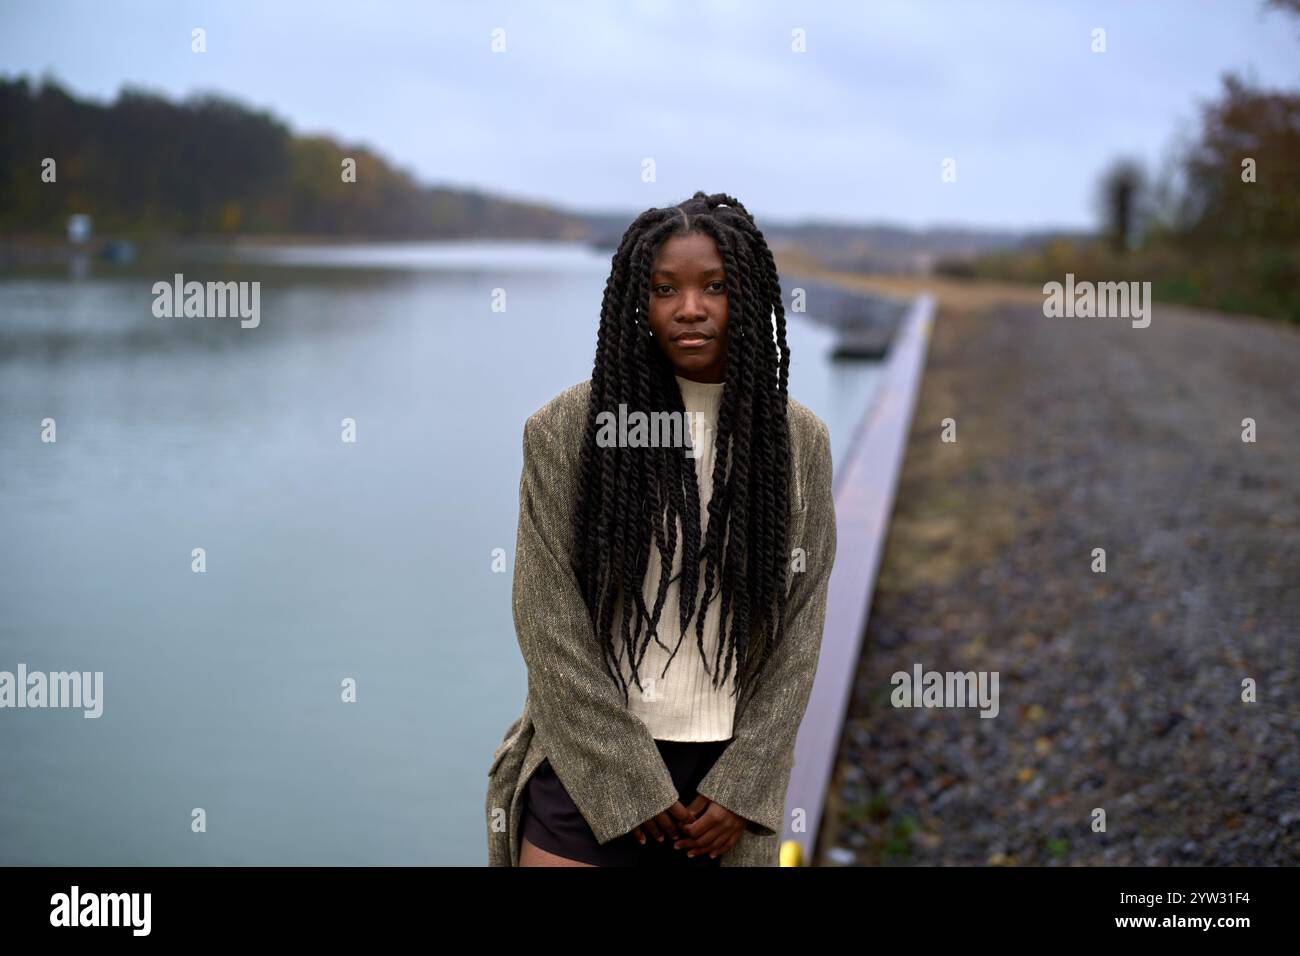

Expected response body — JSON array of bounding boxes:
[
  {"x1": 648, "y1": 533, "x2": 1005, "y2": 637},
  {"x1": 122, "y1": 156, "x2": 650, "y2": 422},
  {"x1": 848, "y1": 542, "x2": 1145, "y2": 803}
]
[{"x1": 674, "y1": 333, "x2": 712, "y2": 348}]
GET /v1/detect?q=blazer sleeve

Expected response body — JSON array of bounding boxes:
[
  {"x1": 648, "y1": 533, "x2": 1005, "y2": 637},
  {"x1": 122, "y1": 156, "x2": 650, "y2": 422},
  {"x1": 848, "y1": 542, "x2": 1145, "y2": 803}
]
[
  {"x1": 693, "y1": 415, "x2": 837, "y2": 837},
  {"x1": 512, "y1": 411, "x2": 682, "y2": 845}
]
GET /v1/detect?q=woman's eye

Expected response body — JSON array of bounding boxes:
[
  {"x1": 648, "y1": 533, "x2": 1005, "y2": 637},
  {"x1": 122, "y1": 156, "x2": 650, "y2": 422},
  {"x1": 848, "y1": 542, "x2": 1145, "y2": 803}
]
[{"x1": 709, "y1": 281, "x2": 725, "y2": 292}]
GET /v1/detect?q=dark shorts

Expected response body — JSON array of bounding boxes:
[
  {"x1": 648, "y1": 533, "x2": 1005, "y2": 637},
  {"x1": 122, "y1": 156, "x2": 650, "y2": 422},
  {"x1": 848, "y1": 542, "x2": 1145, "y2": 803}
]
[{"x1": 521, "y1": 737, "x2": 733, "y2": 866}]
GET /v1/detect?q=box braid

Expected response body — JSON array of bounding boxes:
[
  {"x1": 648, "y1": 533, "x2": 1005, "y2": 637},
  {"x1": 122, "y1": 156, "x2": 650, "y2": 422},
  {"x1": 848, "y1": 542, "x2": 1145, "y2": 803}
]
[{"x1": 572, "y1": 190, "x2": 794, "y2": 709}]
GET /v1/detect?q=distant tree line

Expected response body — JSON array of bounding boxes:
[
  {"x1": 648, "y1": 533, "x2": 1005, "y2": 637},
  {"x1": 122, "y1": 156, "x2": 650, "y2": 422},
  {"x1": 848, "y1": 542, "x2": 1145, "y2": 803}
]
[
  {"x1": 948, "y1": 68, "x2": 1300, "y2": 323},
  {"x1": 0, "y1": 75, "x2": 580, "y2": 240},
  {"x1": 946, "y1": 3, "x2": 1300, "y2": 326}
]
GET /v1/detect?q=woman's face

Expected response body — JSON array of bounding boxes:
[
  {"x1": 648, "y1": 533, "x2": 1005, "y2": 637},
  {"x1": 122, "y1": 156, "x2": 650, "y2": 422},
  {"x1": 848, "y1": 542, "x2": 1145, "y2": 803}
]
[{"x1": 646, "y1": 231, "x2": 729, "y2": 384}]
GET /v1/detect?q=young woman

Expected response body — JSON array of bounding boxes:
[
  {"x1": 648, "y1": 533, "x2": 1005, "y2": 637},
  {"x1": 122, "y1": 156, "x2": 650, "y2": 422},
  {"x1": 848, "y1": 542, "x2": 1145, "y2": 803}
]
[{"x1": 485, "y1": 191, "x2": 837, "y2": 867}]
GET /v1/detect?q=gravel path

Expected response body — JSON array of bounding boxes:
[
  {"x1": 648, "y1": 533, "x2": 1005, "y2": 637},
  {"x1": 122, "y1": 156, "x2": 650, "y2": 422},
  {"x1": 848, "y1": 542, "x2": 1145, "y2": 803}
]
[{"x1": 815, "y1": 295, "x2": 1300, "y2": 866}]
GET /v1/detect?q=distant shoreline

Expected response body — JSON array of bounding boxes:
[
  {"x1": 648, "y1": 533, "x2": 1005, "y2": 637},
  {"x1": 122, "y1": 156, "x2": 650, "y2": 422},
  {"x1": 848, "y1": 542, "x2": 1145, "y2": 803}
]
[{"x1": 0, "y1": 233, "x2": 617, "y2": 267}]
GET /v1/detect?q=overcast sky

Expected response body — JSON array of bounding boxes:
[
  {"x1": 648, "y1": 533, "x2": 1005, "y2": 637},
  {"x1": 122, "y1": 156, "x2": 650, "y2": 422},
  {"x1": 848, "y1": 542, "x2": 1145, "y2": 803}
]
[{"x1": 3, "y1": 0, "x2": 1298, "y2": 231}]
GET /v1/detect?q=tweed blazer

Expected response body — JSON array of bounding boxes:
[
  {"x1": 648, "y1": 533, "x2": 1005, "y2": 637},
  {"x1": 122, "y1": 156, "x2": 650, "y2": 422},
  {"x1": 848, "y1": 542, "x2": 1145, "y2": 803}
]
[{"x1": 485, "y1": 379, "x2": 837, "y2": 867}]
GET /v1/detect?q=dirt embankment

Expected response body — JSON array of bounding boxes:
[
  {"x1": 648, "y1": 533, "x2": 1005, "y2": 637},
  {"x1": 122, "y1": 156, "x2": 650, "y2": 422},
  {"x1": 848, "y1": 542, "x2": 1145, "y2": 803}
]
[{"x1": 814, "y1": 278, "x2": 1300, "y2": 865}]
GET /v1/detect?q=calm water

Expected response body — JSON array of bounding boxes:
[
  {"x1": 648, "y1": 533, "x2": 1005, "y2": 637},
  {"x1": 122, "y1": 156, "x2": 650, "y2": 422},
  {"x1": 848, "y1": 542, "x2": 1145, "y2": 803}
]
[{"x1": 0, "y1": 240, "x2": 880, "y2": 865}]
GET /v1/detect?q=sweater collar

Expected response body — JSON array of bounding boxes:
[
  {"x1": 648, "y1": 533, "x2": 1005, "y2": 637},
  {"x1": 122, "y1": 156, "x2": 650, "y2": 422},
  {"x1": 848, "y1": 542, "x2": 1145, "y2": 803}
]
[{"x1": 674, "y1": 374, "x2": 725, "y2": 394}]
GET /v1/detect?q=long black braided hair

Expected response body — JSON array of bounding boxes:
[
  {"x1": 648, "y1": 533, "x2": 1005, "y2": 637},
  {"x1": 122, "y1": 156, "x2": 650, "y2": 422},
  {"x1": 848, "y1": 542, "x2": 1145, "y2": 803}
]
[{"x1": 572, "y1": 190, "x2": 794, "y2": 708}]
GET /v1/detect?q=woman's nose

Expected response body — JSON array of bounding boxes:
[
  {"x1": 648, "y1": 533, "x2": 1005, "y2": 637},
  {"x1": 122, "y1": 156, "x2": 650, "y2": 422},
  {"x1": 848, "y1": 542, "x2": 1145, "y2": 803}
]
[{"x1": 679, "y1": 290, "x2": 707, "y2": 317}]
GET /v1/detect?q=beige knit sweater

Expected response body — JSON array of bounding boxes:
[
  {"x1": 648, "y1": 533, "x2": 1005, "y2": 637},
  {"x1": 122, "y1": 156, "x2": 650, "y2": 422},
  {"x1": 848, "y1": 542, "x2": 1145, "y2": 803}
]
[{"x1": 611, "y1": 374, "x2": 736, "y2": 742}]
